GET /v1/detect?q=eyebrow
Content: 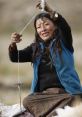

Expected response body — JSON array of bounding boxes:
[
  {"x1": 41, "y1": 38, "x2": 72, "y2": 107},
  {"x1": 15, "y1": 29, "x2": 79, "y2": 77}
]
[{"x1": 37, "y1": 20, "x2": 49, "y2": 25}]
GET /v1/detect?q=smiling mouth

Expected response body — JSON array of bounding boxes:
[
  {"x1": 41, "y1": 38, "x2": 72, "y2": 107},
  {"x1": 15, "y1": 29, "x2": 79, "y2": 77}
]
[{"x1": 42, "y1": 32, "x2": 49, "y2": 37}]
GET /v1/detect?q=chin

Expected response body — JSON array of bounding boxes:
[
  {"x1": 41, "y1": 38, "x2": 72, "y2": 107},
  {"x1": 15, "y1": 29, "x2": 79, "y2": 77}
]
[{"x1": 41, "y1": 37, "x2": 51, "y2": 41}]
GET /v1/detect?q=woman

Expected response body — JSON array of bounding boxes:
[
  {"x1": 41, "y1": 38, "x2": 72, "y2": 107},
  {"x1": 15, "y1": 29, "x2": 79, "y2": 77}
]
[{"x1": 9, "y1": 3, "x2": 82, "y2": 117}]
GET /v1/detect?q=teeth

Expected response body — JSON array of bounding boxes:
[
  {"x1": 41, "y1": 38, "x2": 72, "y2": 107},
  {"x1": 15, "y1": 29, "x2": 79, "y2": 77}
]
[
  {"x1": 42, "y1": 33, "x2": 48, "y2": 35},
  {"x1": 43, "y1": 33, "x2": 48, "y2": 36}
]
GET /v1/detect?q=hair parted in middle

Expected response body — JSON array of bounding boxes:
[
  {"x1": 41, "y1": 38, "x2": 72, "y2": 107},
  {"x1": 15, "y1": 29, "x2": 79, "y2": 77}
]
[{"x1": 32, "y1": 12, "x2": 62, "y2": 62}]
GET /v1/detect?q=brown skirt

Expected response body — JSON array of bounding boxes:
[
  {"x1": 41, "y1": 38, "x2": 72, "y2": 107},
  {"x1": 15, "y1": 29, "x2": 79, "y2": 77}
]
[{"x1": 14, "y1": 88, "x2": 74, "y2": 117}]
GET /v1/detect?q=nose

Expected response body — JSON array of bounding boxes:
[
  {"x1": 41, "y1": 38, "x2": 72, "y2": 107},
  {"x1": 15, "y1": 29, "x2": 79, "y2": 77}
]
[{"x1": 41, "y1": 25, "x2": 46, "y2": 32}]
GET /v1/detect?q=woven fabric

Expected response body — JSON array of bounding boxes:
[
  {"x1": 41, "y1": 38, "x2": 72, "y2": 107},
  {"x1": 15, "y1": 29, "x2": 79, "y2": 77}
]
[{"x1": 22, "y1": 88, "x2": 73, "y2": 117}]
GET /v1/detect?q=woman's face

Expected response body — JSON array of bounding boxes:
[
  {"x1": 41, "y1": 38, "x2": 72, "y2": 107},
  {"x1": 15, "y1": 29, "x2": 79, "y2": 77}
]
[{"x1": 36, "y1": 17, "x2": 57, "y2": 41}]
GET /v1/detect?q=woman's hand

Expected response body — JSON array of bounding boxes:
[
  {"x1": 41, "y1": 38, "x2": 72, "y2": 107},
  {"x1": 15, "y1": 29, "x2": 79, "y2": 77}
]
[
  {"x1": 10, "y1": 32, "x2": 22, "y2": 46},
  {"x1": 36, "y1": 1, "x2": 54, "y2": 13}
]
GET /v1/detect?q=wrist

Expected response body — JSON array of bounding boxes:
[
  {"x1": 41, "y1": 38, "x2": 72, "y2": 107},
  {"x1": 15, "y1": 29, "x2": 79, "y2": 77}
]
[{"x1": 10, "y1": 42, "x2": 16, "y2": 47}]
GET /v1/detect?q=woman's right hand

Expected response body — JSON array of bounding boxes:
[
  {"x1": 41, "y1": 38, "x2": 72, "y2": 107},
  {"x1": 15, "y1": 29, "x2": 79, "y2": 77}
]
[{"x1": 10, "y1": 32, "x2": 22, "y2": 46}]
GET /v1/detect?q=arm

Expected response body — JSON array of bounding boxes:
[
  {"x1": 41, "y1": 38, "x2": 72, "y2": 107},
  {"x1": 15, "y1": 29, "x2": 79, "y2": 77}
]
[
  {"x1": 8, "y1": 43, "x2": 33, "y2": 62},
  {"x1": 46, "y1": 4, "x2": 74, "y2": 52},
  {"x1": 9, "y1": 32, "x2": 33, "y2": 62},
  {"x1": 37, "y1": 2, "x2": 74, "y2": 52},
  {"x1": 54, "y1": 13, "x2": 74, "y2": 52}
]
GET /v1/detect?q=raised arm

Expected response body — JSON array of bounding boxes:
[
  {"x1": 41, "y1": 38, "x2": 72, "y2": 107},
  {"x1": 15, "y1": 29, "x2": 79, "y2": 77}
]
[
  {"x1": 37, "y1": 2, "x2": 74, "y2": 52},
  {"x1": 54, "y1": 13, "x2": 74, "y2": 52}
]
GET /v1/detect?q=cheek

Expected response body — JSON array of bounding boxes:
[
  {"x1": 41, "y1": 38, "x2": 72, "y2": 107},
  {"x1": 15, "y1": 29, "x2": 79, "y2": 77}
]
[
  {"x1": 36, "y1": 29, "x2": 40, "y2": 35},
  {"x1": 51, "y1": 25, "x2": 57, "y2": 34},
  {"x1": 36, "y1": 29, "x2": 42, "y2": 38},
  {"x1": 47, "y1": 24, "x2": 55, "y2": 31},
  {"x1": 48, "y1": 27, "x2": 55, "y2": 34}
]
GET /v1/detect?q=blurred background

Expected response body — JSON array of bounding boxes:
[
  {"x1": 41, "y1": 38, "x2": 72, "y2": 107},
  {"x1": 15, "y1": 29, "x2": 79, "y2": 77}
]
[{"x1": 0, "y1": 0, "x2": 82, "y2": 105}]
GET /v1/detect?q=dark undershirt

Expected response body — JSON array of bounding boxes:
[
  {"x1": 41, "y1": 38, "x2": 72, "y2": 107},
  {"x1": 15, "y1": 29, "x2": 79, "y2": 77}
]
[{"x1": 38, "y1": 39, "x2": 64, "y2": 92}]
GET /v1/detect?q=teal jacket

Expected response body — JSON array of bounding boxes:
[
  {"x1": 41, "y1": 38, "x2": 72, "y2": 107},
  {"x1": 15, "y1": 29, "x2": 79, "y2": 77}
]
[
  {"x1": 9, "y1": 13, "x2": 82, "y2": 95},
  {"x1": 32, "y1": 38, "x2": 82, "y2": 95}
]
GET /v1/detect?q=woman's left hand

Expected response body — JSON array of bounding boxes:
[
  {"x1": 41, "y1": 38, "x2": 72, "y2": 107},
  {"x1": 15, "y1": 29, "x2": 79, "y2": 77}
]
[{"x1": 36, "y1": 1, "x2": 53, "y2": 13}]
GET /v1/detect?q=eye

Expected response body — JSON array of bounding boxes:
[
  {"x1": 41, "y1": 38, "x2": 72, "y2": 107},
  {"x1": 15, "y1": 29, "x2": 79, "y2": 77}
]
[
  {"x1": 36, "y1": 26, "x2": 41, "y2": 29},
  {"x1": 44, "y1": 23, "x2": 49, "y2": 26}
]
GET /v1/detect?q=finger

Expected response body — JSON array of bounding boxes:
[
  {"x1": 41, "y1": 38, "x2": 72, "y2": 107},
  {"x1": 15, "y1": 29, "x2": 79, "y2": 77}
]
[
  {"x1": 36, "y1": 3, "x2": 40, "y2": 8},
  {"x1": 19, "y1": 34, "x2": 22, "y2": 37},
  {"x1": 11, "y1": 33, "x2": 18, "y2": 38},
  {"x1": 36, "y1": 2, "x2": 42, "y2": 9},
  {"x1": 12, "y1": 37, "x2": 21, "y2": 41},
  {"x1": 19, "y1": 38, "x2": 22, "y2": 41},
  {"x1": 11, "y1": 32, "x2": 22, "y2": 36},
  {"x1": 15, "y1": 38, "x2": 22, "y2": 43},
  {"x1": 12, "y1": 32, "x2": 18, "y2": 35},
  {"x1": 11, "y1": 35, "x2": 17, "y2": 38},
  {"x1": 12, "y1": 34, "x2": 22, "y2": 39},
  {"x1": 12, "y1": 38, "x2": 22, "y2": 43}
]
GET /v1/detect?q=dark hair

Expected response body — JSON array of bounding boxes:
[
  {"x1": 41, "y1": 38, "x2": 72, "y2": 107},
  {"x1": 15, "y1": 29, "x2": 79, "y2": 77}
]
[
  {"x1": 34, "y1": 12, "x2": 57, "y2": 28},
  {"x1": 34, "y1": 12, "x2": 58, "y2": 43},
  {"x1": 34, "y1": 12, "x2": 58, "y2": 41},
  {"x1": 32, "y1": 12, "x2": 62, "y2": 61}
]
